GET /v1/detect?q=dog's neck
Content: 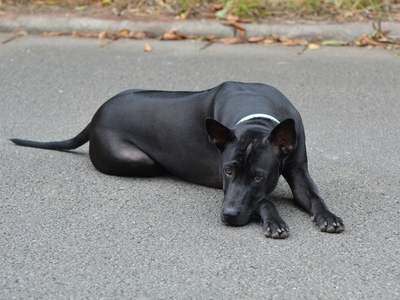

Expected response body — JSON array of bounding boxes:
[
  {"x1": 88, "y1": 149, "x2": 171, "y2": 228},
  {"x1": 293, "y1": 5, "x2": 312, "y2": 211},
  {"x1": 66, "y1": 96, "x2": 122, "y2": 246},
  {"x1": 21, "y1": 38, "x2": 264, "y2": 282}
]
[
  {"x1": 234, "y1": 115, "x2": 279, "y2": 137},
  {"x1": 236, "y1": 114, "x2": 280, "y2": 126}
]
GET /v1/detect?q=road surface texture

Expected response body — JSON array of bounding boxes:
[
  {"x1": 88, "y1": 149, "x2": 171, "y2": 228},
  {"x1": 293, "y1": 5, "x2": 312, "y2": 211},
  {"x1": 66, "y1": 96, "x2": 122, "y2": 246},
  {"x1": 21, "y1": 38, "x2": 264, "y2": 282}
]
[{"x1": 1, "y1": 34, "x2": 399, "y2": 299}]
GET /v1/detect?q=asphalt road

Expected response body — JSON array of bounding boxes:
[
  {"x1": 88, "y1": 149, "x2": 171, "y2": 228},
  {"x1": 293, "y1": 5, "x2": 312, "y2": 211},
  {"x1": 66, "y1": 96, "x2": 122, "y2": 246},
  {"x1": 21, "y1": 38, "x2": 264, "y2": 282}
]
[{"x1": 1, "y1": 34, "x2": 399, "y2": 299}]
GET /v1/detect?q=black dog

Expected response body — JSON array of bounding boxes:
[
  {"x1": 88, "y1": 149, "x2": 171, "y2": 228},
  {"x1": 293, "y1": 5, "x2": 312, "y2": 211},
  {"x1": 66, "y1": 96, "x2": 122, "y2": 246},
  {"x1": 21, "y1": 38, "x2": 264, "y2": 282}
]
[{"x1": 11, "y1": 81, "x2": 344, "y2": 238}]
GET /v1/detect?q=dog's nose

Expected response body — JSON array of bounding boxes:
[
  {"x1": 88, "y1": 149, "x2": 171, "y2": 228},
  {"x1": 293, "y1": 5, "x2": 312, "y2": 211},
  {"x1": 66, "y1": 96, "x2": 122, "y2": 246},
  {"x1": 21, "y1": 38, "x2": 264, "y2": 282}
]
[
  {"x1": 223, "y1": 207, "x2": 240, "y2": 219},
  {"x1": 222, "y1": 207, "x2": 248, "y2": 227}
]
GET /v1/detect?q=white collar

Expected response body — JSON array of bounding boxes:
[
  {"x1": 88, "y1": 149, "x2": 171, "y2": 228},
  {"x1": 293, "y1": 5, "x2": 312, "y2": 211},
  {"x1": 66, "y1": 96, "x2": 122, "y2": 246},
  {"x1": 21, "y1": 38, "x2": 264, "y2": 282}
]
[{"x1": 236, "y1": 113, "x2": 280, "y2": 125}]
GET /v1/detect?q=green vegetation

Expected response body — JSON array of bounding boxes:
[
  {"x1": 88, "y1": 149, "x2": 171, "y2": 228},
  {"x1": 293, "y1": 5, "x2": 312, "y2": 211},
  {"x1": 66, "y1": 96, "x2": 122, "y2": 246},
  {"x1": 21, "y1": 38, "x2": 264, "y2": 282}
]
[
  {"x1": 1, "y1": 0, "x2": 399, "y2": 20},
  {"x1": 228, "y1": 0, "x2": 265, "y2": 18}
]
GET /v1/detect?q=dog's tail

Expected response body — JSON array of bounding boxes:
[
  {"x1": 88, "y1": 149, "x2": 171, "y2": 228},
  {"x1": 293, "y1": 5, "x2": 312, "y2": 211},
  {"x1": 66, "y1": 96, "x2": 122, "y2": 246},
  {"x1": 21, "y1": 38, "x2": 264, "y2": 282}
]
[{"x1": 10, "y1": 123, "x2": 90, "y2": 151}]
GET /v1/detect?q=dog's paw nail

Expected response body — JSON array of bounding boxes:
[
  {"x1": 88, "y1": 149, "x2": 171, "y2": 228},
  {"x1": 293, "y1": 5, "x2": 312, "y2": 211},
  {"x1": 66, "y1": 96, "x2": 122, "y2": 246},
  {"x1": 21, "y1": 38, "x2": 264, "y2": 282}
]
[
  {"x1": 271, "y1": 231, "x2": 280, "y2": 238},
  {"x1": 326, "y1": 225, "x2": 336, "y2": 233},
  {"x1": 314, "y1": 211, "x2": 345, "y2": 234},
  {"x1": 264, "y1": 226, "x2": 272, "y2": 237},
  {"x1": 263, "y1": 221, "x2": 289, "y2": 239}
]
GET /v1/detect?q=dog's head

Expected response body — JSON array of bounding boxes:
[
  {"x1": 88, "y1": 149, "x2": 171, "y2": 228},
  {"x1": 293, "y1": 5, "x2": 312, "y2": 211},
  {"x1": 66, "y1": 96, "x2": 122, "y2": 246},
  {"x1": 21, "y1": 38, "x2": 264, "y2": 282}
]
[{"x1": 206, "y1": 118, "x2": 296, "y2": 226}]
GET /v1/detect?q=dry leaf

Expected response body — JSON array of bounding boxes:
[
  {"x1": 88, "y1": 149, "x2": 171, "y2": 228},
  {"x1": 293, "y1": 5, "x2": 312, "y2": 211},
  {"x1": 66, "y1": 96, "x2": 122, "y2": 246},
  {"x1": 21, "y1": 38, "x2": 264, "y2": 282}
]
[
  {"x1": 343, "y1": 11, "x2": 354, "y2": 18},
  {"x1": 74, "y1": 5, "x2": 87, "y2": 11},
  {"x1": 98, "y1": 31, "x2": 107, "y2": 39},
  {"x1": 210, "y1": 3, "x2": 223, "y2": 11},
  {"x1": 282, "y1": 39, "x2": 307, "y2": 46},
  {"x1": 117, "y1": 29, "x2": 130, "y2": 38},
  {"x1": 321, "y1": 39, "x2": 347, "y2": 46},
  {"x1": 15, "y1": 30, "x2": 28, "y2": 36},
  {"x1": 161, "y1": 30, "x2": 186, "y2": 40},
  {"x1": 204, "y1": 35, "x2": 217, "y2": 42},
  {"x1": 248, "y1": 36, "x2": 265, "y2": 43},
  {"x1": 307, "y1": 43, "x2": 321, "y2": 50},
  {"x1": 356, "y1": 35, "x2": 382, "y2": 47},
  {"x1": 101, "y1": 0, "x2": 112, "y2": 6},
  {"x1": 226, "y1": 14, "x2": 240, "y2": 22},
  {"x1": 72, "y1": 31, "x2": 98, "y2": 38},
  {"x1": 129, "y1": 31, "x2": 146, "y2": 39},
  {"x1": 377, "y1": 35, "x2": 390, "y2": 43},
  {"x1": 224, "y1": 14, "x2": 253, "y2": 24},
  {"x1": 144, "y1": 43, "x2": 152, "y2": 52},
  {"x1": 263, "y1": 38, "x2": 276, "y2": 45},
  {"x1": 223, "y1": 20, "x2": 246, "y2": 33},
  {"x1": 179, "y1": 8, "x2": 192, "y2": 20},
  {"x1": 111, "y1": 7, "x2": 121, "y2": 16},
  {"x1": 218, "y1": 37, "x2": 242, "y2": 44},
  {"x1": 42, "y1": 31, "x2": 67, "y2": 37},
  {"x1": 277, "y1": 36, "x2": 289, "y2": 43}
]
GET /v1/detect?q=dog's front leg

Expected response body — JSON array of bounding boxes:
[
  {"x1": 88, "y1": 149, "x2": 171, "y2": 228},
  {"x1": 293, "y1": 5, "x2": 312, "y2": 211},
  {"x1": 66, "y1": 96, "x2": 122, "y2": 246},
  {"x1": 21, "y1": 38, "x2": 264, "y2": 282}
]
[
  {"x1": 259, "y1": 200, "x2": 289, "y2": 239},
  {"x1": 283, "y1": 164, "x2": 344, "y2": 233}
]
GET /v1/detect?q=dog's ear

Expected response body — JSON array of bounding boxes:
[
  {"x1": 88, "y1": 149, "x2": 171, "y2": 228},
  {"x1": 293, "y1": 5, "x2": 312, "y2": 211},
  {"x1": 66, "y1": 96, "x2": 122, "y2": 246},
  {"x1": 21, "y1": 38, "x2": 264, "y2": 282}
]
[
  {"x1": 268, "y1": 119, "x2": 296, "y2": 155},
  {"x1": 205, "y1": 119, "x2": 235, "y2": 151}
]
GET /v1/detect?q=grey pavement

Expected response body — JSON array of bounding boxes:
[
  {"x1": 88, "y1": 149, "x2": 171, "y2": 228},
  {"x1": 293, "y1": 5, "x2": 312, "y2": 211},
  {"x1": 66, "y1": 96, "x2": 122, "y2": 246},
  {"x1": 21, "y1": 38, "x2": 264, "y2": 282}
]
[
  {"x1": 0, "y1": 34, "x2": 399, "y2": 299},
  {"x1": 1, "y1": 15, "x2": 400, "y2": 41}
]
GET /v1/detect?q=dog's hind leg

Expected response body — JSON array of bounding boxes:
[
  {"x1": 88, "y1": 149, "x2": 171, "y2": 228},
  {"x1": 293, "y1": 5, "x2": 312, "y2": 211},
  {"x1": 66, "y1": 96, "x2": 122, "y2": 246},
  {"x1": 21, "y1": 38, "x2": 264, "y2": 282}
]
[{"x1": 89, "y1": 130, "x2": 163, "y2": 177}]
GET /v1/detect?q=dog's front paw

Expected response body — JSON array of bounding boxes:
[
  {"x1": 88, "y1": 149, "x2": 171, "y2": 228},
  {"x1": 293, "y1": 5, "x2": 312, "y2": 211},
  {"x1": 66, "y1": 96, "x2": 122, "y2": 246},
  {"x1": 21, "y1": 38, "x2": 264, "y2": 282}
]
[
  {"x1": 263, "y1": 220, "x2": 289, "y2": 239},
  {"x1": 312, "y1": 210, "x2": 344, "y2": 233}
]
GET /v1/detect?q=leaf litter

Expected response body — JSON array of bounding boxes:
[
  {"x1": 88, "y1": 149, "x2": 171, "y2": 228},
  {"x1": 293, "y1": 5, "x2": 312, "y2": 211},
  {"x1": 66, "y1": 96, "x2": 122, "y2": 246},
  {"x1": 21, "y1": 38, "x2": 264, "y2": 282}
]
[{"x1": 14, "y1": 17, "x2": 396, "y2": 53}]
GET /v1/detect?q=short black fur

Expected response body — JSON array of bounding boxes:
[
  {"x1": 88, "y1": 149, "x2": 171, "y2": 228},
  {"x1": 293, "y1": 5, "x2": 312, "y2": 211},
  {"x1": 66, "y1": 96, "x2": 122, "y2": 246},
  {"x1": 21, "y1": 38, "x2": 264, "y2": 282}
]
[{"x1": 11, "y1": 81, "x2": 344, "y2": 238}]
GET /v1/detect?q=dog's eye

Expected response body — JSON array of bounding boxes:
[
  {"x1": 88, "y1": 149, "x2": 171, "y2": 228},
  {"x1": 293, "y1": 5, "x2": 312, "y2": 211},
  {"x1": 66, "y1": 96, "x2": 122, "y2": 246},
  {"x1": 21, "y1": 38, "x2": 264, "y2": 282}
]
[
  {"x1": 224, "y1": 167, "x2": 233, "y2": 177},
  {"x1": 254, "y1": 175, "x2": 263, "y2": 183}
]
